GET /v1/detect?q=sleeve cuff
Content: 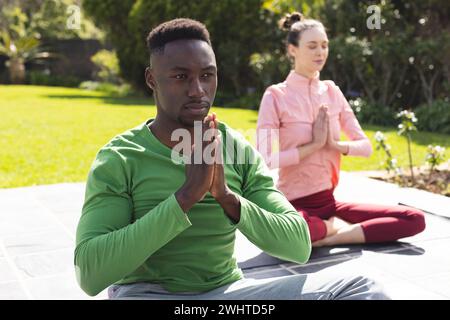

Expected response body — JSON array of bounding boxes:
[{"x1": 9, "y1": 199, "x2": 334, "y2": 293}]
[
  {"x1": 273, "y1": 148, "x2": 299, "y2": 168},
  {"x1": 168, "y1": 193, "x2": 192, "y2": 228},
  {"x1": 233, "y1": 194, "x2": 250, "y2": 229},
  {"x1": 346, "y1": 139, "x2": 372, "y2": 157},
  {"x1": 345, "y1": 142, "x2": 354, "y2": 156}
]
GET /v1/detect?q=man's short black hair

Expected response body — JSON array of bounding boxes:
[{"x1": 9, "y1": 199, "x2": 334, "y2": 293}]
[{"x1": 146, "y1": 18, "x2": 211, "y2": 58}]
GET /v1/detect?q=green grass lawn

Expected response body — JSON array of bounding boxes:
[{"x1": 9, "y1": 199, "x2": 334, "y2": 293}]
[{"x1": 1, "y1": 85, "x2": 449, "y2": 188}]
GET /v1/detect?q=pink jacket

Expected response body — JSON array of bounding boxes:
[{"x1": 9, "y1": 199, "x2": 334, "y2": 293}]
[{"x1": 257, "y1": 70, "x2": 372, "y2": 201}]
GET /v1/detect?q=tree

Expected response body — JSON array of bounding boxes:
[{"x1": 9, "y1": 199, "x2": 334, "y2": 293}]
[
  {"x1": 0, "y1": 0, "x2": 103, "y2": 40},
  {"x1": 82, "y1": 0, "x2": 280, "y2": 98},
  {"x1": 0, "y1": 6, "x2": 52, "y2": 83},
  {"x1": 318, "y1": 0, "x2": 450, "y2": 109}
]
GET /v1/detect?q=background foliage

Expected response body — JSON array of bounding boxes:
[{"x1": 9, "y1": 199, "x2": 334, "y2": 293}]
[{"x1": 82, "y1": 0, "x2": 450, "y2": 120}]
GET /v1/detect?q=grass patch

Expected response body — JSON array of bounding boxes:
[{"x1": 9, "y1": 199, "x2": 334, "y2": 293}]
[{"x1": 1, "y1": 85, "x2": 448, "y2": 188}]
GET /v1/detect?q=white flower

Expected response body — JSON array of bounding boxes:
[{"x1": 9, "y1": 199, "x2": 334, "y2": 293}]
[
  {"x1": 374, "y1": 131, "x2": 385, "y2": 142},
  {"x1": 435, "y1": 146, "x2": 445, "y2": 154}
]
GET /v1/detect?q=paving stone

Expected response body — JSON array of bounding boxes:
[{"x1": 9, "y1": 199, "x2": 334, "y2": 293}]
[
  {"x1": 33, "y1": 183, "x2": 85, "y2": 215},
  {"x1": 309, "y1": 246, "x2": 362, "y2": 261},
  {"x1": 359, "y1": 249, "x2": 450, "y2": 279},
  {"x1": 398, "y1": 187, "x2": 450, "y2": 218},
  {"x1": 235, "y1": 230, "x2": 289, "y2": 269},
  {"x1": 1, "y1": 173, "x2": 449, "y2": 300},
  {"x1": 313, "y1": 256, "x2": 407, "y2": 285},
  {"x1": 403, "y1": 238, "x2": 450, "y2": 268},
  {"x1": 234, "y1": 230, "x2": 263, "y2": 263},
  {"x1": 13, "y1": 249, "x2": 74, "y2": 279},
  {"x1": 307, "y1": 241, "x2": 426, "y2": 265},
  {"x1": 0, "y1": 192, "x2": 63, "y2": 239},
  {"x1": 0, "y1": 282, "x2": 29, "y2": 299},
  {"x1": 54, "y1": 213, "x2": 80, "y2": 237},
  {"x1": 291, "y1": 255, "x2": 357, "y2": 274},
  {"x1": 24, "y1": 272, "x2": 107, "y2": 300},
  {"x1": 408, "y1": 272, "x2": 450, "y2": 298},
  {"x1": 0, "y1": 213, "x2": 61, "y2": 240},
  {"x1": 0, "y1": 215, "x2": 62, "y2": 239},
  {"x1": 0, "y1": 258, "x2": 18, "y2": 283},
  {"x1": 383, "y1": 279, "x2": 447, "y2": 300},
  {"x1": 404, "y1": 214, "x2": 450, "y2": 242},
  {"x1": 334, "y1": 172, "x2": 402, "y2": 206},
  {"x1": 3, "y1": 228, "x2": 74, "y2": 257},
  {"x1": 283, "y1": 259, "x2": 404, "y2": 295},
  {"x1": 238, "y1": 252, "x2": 285, "y2": 270}
]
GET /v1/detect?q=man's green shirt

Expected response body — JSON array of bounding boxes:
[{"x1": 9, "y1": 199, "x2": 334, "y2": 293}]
[{"x1": 75, "y1": 120, "x2": 311, "y2": 296}]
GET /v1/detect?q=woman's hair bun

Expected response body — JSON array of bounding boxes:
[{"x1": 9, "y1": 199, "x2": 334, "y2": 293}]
[{"x1": 279, "y1": 12, "x2": 304, "y2": 30}]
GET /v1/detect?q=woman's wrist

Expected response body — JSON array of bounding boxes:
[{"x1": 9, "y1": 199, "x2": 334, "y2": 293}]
[
  {"x1": 296, "y1": 141, "x2": 322, "y2": 161},
  {"x1": 335, "y1": 141, "x2": 350, "y2": 155},
  {"x1": 310, "y1": 140, "x2": 324, "y2": 151}
]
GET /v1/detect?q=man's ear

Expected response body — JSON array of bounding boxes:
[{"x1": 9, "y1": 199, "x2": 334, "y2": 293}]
[{"x1": 145, "y1": 67, "x2": 156, "y2": 90}]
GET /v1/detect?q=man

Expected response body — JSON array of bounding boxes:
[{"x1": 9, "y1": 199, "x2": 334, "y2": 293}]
[{"x1": 75, "y1": 18, "x2": 389, "y2": 300}]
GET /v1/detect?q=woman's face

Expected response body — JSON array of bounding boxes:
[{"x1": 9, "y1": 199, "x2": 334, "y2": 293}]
[{"x1": 288, "y1": 27, "x2": 329, "y2": 75}]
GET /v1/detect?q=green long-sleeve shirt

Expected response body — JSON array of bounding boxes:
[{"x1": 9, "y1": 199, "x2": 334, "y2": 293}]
[{"x1": 75, "y1": 119, "x2": 311, "y2": 296}]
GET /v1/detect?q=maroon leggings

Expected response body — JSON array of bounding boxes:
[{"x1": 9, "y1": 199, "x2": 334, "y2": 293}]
[{"x1": 290, "y1": 189, "x2": 426, "y2": 243}]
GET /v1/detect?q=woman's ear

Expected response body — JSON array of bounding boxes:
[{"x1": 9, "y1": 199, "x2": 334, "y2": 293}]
[
  {"x1": 287, "y1": 43, "x2": 298, "y2": 58},
  {"x1": 145, "y1": 67, "x2": 156, "y2": 90}
]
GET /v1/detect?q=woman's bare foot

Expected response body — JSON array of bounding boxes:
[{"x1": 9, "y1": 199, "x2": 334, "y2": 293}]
[
  {"x1": 324, "y1": 216, "x2": 352, "y2": 237},
  {"x1": 312, "y1": 237, "x2": 330, "y2": 247},
  {"x1": 312, "y1": 223, "x2": 366, "y2": 247}
]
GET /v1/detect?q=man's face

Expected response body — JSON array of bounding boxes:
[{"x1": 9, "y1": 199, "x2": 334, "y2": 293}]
[{"x1": 146, "y1": 39, "x2": 217, "y2": 127}]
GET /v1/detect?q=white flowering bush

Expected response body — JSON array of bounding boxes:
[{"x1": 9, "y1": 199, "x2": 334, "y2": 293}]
[
  {"x1": 425, "y1": 145, "x2": 446, "y2": 179},
  {"x1": 374, "y1": 131, "x2": 400, "y2": 174},
  {"x1": 396, "y1": 110, "x2": 418, "y2": 182}
]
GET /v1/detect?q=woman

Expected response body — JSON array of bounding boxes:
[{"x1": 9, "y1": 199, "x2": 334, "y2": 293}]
[{"x1": 256, "y1": 12, "x2": 425, "y2": 247}]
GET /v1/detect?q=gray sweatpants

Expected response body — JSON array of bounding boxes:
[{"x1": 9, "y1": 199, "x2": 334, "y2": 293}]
[{"x1": 108, "y1": 271, "x2": 390, "y2": 300}]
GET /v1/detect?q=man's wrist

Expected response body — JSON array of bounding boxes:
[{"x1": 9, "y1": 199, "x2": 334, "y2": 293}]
[
  {"x1": 213, "y1": 187, "x2": 233, "y2": 203},
  {"x1": 215, "y1": 189, "x2": 241, "y2": 223},
  {"x1": 175, "y1": 188, "x2": 199, "y2": 213}
]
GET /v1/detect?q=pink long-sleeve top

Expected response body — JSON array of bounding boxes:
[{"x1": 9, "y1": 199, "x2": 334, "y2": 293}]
[{"x1": 257, "y1": 70, "x2": 372, "y2": 201}]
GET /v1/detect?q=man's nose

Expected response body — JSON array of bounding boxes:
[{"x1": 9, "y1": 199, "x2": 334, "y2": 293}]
[{"x1": 188, "y1": 77, "x2": 205, "y2": 98}]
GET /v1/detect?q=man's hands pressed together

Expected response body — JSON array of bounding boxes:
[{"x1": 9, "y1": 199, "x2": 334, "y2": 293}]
[
  {"x1": 175, "y1": 113, "x2": 241, "y2": 223},
  {"x1": 174, "y1": 115, "x2": 217, "y2": 212}
]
